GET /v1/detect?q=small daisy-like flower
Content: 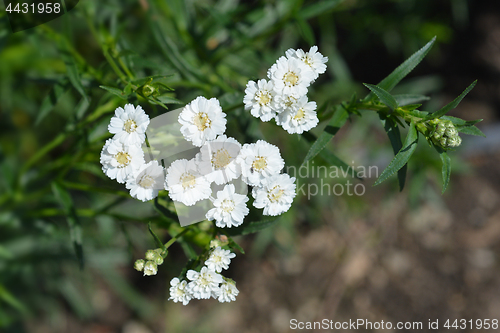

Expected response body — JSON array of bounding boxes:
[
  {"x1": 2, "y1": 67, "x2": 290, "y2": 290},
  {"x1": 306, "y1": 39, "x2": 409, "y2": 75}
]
[
  {"x1": 238, "y1": 140, "x2": 285, "y2": 186},
  {"x1": 100, "y1": 138, "x2": 145, "y2": 184},
  {"x1": 252, "y1": 173, "x2": 296, "y2": 216},
  {"x1": 268, "y1": 56, "x2": 315, "y2": 97},
  {"x1": 186, "y1": 266, "x2": 223, "y2": 300},
  {"x1": 126, "y1": 160, "x2": 164, "y2": 202},
  {"x1": 243, "y1": 79, "x2": 277, "y2": 121},
  {"x1": 143, "y1": 260, "x2": 158, "y2": 276},
  {"x1": 273, "y1": 93, "x2": 300, "y2": 114},
  {"x1": 169, "y1": 278, "x2": 192, "y2": 305},
  {"x1": 196, "y1": 135, "x2": 241, "y2": 185},
  {"x1": 178, "y1": 96, "x2": 227, "y2": 147},
  {"x1": 216, "y1": 280, "x2": 239, "y2": 303},
  {"x1": 165, "y1": 158, "x2": 211, "y2": 206},
  {"x1": 134, "y1": 259, "x2": 145, "y2": 272},
  {"x1": 108, "y1": 104, "x2": 150, "y2": 146},
  {"x1": 205, "y1": 246, "x2": 236, "y2": 273},
  {"x1": 286, "y1": 46, "x2": 328, "y2": 80},
  {"x1": 206, "y1": 184, "x2": 249, "y2": 228},
  {"x1": 275, "y1": 96, "x2": 319, "y2": 134}
]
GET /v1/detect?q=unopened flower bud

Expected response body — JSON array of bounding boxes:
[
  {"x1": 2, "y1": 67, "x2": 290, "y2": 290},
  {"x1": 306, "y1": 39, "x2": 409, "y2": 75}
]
[
  {"x1": 143, "y1": 260, "x2": 158, "y2": 276},
  {"x1": 445, "y1": 127, "x2": 457, "y2": 137},
  {"x1": 142, "y1": 84, "x2": 155, "y2": 97},
  {"x1": 210, "y1": 239, "x2": 222, "y2": 248},
  {"x1": 439, "y1": 137, "x2": 448, "y2": 147},
  {"x1": 134, "y1": 259, "x2": 145, "y2": 271},
  {"x1": 447, "y1": 136, "x2": 462, "y2": 147},
  {"x1": 145, "y1": 249, "x2": 156, "y2": 261}
]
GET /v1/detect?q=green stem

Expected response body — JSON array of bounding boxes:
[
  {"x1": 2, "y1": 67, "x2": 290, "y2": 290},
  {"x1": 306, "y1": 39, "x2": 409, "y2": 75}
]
[{"x1": 164, "y1": 227, "x2": 191, "y2": 249}]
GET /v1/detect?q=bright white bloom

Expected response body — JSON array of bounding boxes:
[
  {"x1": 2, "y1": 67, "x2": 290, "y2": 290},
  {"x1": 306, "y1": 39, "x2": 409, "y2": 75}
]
[
  {"x1": 206, "y1": 184, "x2": 249, "y2": 228},
  {"x1": 100, "y1": 138, "x2": 145, "y2": 184},
  {"x1": 205, "y1": 246, "x2": 236, "y2": 273},
  {"x1": 273, "y1": 93, "x2": 300, "y2": 114},
  {"x1": 196, "y1": 135, "x2": 241, "y2": 185},
  {"x1": 216, "y1": 280, "x2": 239, "y2": 303},
  {"x1": 286, "y1": 46, "x2": 328, "y2": 80},
  {"x1": 238, "y1": 140, "x2": 285, "y2": 186},
  {"x1": 275, "y1": 96, "x2": 318, "y2": 134},
  {"x1": 126, "y1": 160, "x2": 164, "y2": 202},
  {"x1": 186, "y1": 267, "x2": 223, "y2": 300},
  {"x1": 165, "y1": 158, "x2": 211, "y2": 206},
  {"x1": 243, "y1": 79, "x2": 276, "y2": 121},
  {"x1": 108, "y1": 104, "x2": 150, "y2": 146},
  {"x1": 178, "y1": 96, "x2": 227, "y2": 147},
  {"x1": 252, "y1": 173, "x2": 296, "y2": 216},
  {"x1": 169, "y1": 278, "x2": 192, "y2": 305},
  {"x1": 143, "y1": 260, "x2": 158, "y2": 276},
  {"x1": 267, "y1": 56, "x2": 315, "y2": 97}
]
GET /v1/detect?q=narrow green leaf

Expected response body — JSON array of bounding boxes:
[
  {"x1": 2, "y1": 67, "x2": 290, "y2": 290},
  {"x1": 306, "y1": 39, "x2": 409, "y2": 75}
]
[
  {"x1": 154, "y1": 197, "x2": 178, "y2": 224},
  {"x1": 375, "y1": 121, "x2": 419, "y2": 186},
  {"x1": 227, "y1": 236, "x2": 245, "y2": 254},
  {"x1": 439, "y1": 150, "x2": 451, "y2": 193},
  {"x1": 225, "y1": 217, "x2": 281, "y2": 236},
  {"x1": 179, "y1": 241, "x2": 197, "y2": 260},
  {"x1": 295, "y1": 17, "x2": 315, "y2": 45},
  {"x1": 0, "y1": 284, "x2": 29, "y2": 314},
  {"x1": 155, "y1": 95, "x2": 184, "y2": 105},
  {"x1": 363, "y1": 83, "x2": 398, "y2": 110},
  {"x1": 422, "y1": 80, "x2": 477, "y2": 121},
  {"x1": 393, "y1": 94, "x2": 430, "y2": 106},
  {"x1": 300, "y1": 0, "x2": 344, "y2": 19},
  {"x1": 380, "y1": 116, "x2": 406, "y2": 191},
  {"x1": 300, "y1": 107, "x2": 349, "y2": 168},
  {"x1": 99, "y1": 85, "x2": 128, "y2": 100},
  {"x1": 441, "y1": 116, "x2": 482, "y2": 127},
  {"x1": 36, "y1": 81, "x2": 70, "y2": 125},
  {"x1": 60, "y1": 50, "x2": 88, "y2": 102},
  {"x1": 456, "y1": 125, "x2": 485, "y2": 137},
  {"x1": 148, "y1": 222, "x2": 166, "y2": 251},
  {"x1": 365, "y1": 37, "x2": 436, "y2": 101}
]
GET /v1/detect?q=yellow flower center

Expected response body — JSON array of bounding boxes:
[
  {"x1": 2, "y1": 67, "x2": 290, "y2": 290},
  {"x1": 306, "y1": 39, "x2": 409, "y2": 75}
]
[
  {"x1": 301, "y1": 55, "x2": 313, "y2": 67},
  {"x1": 211, "y1": 149, "x2": 232, "y2": 170},
  {"x1": 221, "y1": 199, "x2": 235, "y2": 213},
  {"x1": 138, "y1": 174, "x2": 155, "y2": 188},
  {"x1": 193, "y1": 112, "x2": 211, "y2": 131},
  {"x1": 283, "y1": 71, "x2": 299, "y2": 86},
  {"x1": 115, "y1": 152, "x2": 131, "y2": 167},
  {"x1": 252, "y1": 156, "x2": 267, "y2": 171},
  {"x1": 180, "y1": 173, "x2": 197, "y2": 189},
  {"x1": 293, "y1": 108, "x2": 305, "y2": 121},
  {"x1": 257, "y1": 91, "x2": 272, "y2": 106},
  {"x1": 123, "y1": 119, "x2": 137, "y2": 133},
  {"x1": 268, "y1": 185, "x2": 284, "y2": 203},
  {"x1": 284, "y1": 96, "x2": 297, "y2": 108}
]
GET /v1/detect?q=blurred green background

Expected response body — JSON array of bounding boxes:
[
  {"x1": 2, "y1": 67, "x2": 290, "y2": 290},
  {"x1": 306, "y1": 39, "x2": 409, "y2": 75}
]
[{"x1": 1, "y1": 0, "x2": 500, "y2": 332}]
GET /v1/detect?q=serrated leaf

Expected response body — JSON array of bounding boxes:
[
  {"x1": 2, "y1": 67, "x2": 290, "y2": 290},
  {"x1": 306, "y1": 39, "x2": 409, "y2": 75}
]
[
  {"x1": 36, "y1": 80, "x2": 70, "y2": 125},
  {"x1": 148, "y1": 222, "x2": 166, "y2": 251},
  {"x1": 365, "y1": 37, "x2": 436, "y2": 101},
  {"x1": 393, "y1": 94, "x2": 430, "y2": 106},
  {"x1": 363, "y1": 83, "x2": 398, "y2": 111},
  {"x1": 438, "y1": 150, "x2": 451, "y2": 193},
  {"x1": 422, "y1": 80, "x2": 477, "y2": 121},
  {"x1": 456, "y1": 125, "x2": 486, "y2": 137},
  {"x1": 99, "y1": 85, "x2": 128, "y2": 100},
  {"x1": 375, "y1": 121, "x2": 419, "y2": 186},
  {"x1": 300, "y1": 107, "x2": 349, "y2": 168},
  {"x1": 441, "y1": 115, "x2": 482, "y2": 127}
]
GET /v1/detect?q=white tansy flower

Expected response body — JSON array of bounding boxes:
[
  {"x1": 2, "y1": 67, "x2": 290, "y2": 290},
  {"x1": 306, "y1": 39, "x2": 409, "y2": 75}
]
[
  {"x1": 285, "y1": 46, "x2": 328, "y2": 80},
  {"x1": 126, "y1": 160, "x2": 164, "y2": 202},
  {"x1": 178, "y1": 96, "x2": 227, "y2": 147},
  {"x1": 108, "y1": 104, "x2": 150, "y2": 146},
  {"x1": 216, "y1": 280, "x2": 239, "y2": 303},
  {"x1": 252, "y1": 173, "x2": 296, "y2": 216},
  {"x1": 275, "y1": 96, "x2": 319, "y2": 134},
  {"x1": 205, "y1": 247, "x2": 236, "y2": 273},
  {"x1": 238, "y1": 140, "x2": 285, "y2": 186},
  {"x1": 169, "y1": 278, "x2": 192, "y2": 305},
  {"x1": 273, "y1": 93, "x2": 300, "y2": 114},
  {"x1": 206, "y1": 184, "x2": 249, "y2": 228},
  {"x1": 243, "y1": 79, "x2": 276, "y2": 121},
  {"x1": 100, "y1": 138, "x2": 145, "y2": 184},
  {"x1": 143, "y1": 260, "x2": 158, "y2": 276},
  {"x1": 267, "y1": 56, "x2": 315, "y2": 97},
  {"x1": 186, "y1": 267, "x2": 223, "y2": 300},
  {"x1": 165, "y1": 158, "x2": 211, "y2": 206},
  {"x1": 196, "y1": 135, "x2": 241, "y2": 185}
]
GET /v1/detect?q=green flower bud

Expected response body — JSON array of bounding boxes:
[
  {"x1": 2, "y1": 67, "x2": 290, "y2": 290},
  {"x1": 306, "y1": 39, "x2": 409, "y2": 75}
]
[
  {"x1": 145, "y1": 249, "x2": 164, "y2": 265},
  {"x1": 447, "y1": 136, "x2": 462, "y2": 147},
  {"x1": 142, "y1": 84, "x2": 155, "y2": 97},
  {"x1": 440, "y1": 137, "x2": 448, "y2": 147},
  {"x1": 134, "y1": 259, "x2": 145, "y2": 271},
  {"x1": 445, "y1": 127, "x2": 457, "y2": 137},
  {"x1": 145, "y1": 249, "x2": 156, "y2": 261},
  {"x1": 143, "y1": 261, "x2": 158, "y2": 276}
]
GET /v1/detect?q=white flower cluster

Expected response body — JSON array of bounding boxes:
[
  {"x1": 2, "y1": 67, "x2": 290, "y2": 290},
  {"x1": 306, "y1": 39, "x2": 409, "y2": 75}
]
[
  {"x1": 244, "y1": 46, "x2": 328, "y2": 134},
  {"x1": 169, "y1": 246, "x2": 239, "y2": 305},
  {"x1": 165, "y1": 95, "x2": 298, "y2": 226},
  {"x1": 100, "y1": 104, "x2": 165, "y2": 202}
]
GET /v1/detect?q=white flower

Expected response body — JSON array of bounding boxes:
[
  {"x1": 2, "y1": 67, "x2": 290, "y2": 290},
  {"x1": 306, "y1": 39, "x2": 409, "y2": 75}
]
[
  {"x1": 169, "y1": 278, "x2": 192, "y2": 305},
  {"x1": 243, "y1": 79, "x2": 277, "y2": 121},
  {"x1": 286, "y1": 46, "x2": 328, "y2": 80},
  {"x1": 205, "y1": 247, "x2": 236, "y2": 273},
  {"x1": 267, "y1": 56, "x2": 315, "y2": 97},
  {"x1": 100, "y1": 138, "x2": 145, "y2": 184},
  {"x1": 126, "y1": 160, "x2": 164, "y2": 202},
  {"x1": 206, "y1": 184, "x2": 249, "y2": 228},
  {"x1": 178, "y1": 96, "x2": 227, "y2": 147},
  {"x1": 165, "y1": 158, "x2": 211, "y2": 206},
  {"x1": 238, "y1": 140, "x2": 285, "y2": 186},
  {"x1": 108, "y1": 104, "x2": 150, "y2": 146},
  {"x1": 143, "y1": 260, "x2": 158, "y2": 276},
  {"x1": 275, "y1": 96, "x2": 319, "y2": 134},
  {"x1": 273, "y1": 93, "x2": 300, "y2": 114},
  {"x1": 196, "y1": 135, "x2": 241, "y2": 185},
  {"x1": 186, "y1": 266, "x2": 223, "y2": 300},
  {"x1": 252, "y1": 173, "x2": 296, "y2": 216},
  {"x1": 216, "y1": 280, "x2": 239, "y2": 303}
]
